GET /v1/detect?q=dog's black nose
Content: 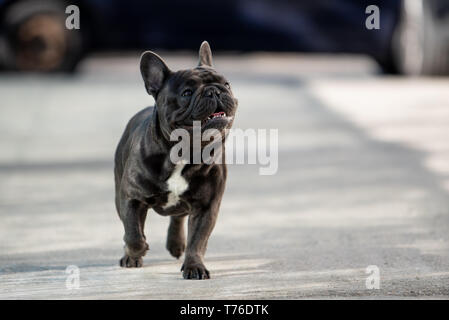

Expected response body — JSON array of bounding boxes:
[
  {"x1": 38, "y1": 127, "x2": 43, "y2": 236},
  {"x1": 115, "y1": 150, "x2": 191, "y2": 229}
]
[{"x1": 204, "y1": 87, "x2": 220, "y2": 98}]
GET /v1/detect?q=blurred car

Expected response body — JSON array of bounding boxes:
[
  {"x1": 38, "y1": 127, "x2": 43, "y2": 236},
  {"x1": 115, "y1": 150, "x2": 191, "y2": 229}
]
[{"x1": 0, "y1": 0, "x2": 448, "y2": 75}]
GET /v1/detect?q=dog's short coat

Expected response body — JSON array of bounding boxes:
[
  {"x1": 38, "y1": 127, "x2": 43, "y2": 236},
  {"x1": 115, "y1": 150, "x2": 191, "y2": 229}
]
[{"x1": 114, "y1": 41, "x2": 237, "y2": 279}]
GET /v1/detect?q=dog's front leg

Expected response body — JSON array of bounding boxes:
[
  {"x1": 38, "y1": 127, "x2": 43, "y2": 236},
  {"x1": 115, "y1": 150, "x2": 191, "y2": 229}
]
[
  {"x1": 119, "y1": 198, "x2": 149, "y2": 268},
  {"x1": 181, "y1": 207, "x2": 219, "y2": 279}
]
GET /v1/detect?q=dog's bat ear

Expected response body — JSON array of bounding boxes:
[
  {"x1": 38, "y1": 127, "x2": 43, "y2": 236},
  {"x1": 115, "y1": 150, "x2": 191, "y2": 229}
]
[
  {"x1": 140, "y1": 51, "x2": 171, "y2": 98},
  {"x1": 198, "y1": 41, "x2": 213, "y2": 67}
]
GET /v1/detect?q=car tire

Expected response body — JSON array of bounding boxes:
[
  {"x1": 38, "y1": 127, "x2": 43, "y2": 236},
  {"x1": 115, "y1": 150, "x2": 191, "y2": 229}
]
[
  {"x1": 392, "y1": 0, "x2": 449, "y2": 75},
  {"x1": 1, "y1": 0, "x2": 84, "y2": 72}
]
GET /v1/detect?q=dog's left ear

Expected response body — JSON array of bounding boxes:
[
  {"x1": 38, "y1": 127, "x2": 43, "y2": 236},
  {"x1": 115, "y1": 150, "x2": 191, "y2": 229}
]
[
  {"x1": 140, "y1": 51, "x2": 171, "y2": 98},
  {"x1": 198, "y1": 41, "x2": 213, "y2": 67}
]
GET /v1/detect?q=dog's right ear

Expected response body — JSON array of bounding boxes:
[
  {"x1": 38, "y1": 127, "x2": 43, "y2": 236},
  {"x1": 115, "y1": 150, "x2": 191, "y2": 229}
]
[{"x1": 140, "y1": 51, "x2": 171, "y2": 98}]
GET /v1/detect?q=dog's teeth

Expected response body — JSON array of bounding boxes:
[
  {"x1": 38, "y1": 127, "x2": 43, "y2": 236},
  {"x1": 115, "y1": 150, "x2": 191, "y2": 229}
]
[{"x1": 206, "y1": 112, "x2": 227, "y2": 121}]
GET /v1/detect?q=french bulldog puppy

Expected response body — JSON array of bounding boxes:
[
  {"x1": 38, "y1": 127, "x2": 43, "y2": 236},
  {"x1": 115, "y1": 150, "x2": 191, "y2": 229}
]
[{"x1": 114, "y1": 41, "x2": 237, "y2": 279}]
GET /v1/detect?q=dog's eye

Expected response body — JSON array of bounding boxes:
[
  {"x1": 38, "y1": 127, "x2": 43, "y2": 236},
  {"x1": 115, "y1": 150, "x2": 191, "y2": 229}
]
[
  {"x1": 181, "y1": 89, "x2": 193, "y2": 97},
  {"x1": 224, "y1": 82, "x2": 231, "y2": 89}
]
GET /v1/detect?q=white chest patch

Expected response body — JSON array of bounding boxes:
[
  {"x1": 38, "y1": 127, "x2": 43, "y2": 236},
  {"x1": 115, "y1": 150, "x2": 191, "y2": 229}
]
[{"x1": 162, "y1": 163, "x2": 189, "y2": 209}]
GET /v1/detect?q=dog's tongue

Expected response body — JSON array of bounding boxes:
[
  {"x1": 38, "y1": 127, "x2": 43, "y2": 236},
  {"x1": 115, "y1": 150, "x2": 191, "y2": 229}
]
[{"x1": 206, "y1": 111, "x2": 227, "y2": 121}]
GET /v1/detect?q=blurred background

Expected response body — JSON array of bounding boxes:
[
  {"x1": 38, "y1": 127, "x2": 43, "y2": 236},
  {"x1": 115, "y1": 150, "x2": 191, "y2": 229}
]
[
  {"x1": 1, "y1": 0, "x2": 449, "y2": 299},
  {"x1": 0, "y1": 0, "x2": 448, "y2": 75}
]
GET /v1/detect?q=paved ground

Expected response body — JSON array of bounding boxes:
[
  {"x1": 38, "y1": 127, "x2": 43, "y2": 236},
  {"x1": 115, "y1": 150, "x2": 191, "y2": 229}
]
[{"x1": 1, "y1": 53, "x2": 449, "y2": 299}]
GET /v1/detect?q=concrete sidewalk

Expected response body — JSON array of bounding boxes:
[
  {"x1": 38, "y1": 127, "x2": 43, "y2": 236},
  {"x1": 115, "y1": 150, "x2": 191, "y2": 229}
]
[{"x1": 0, "y1": 54, "x2": 448, "y2": 299}]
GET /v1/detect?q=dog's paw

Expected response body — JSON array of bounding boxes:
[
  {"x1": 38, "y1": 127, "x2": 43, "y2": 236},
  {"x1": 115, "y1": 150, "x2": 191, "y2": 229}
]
[
  {"x1": 119, "y1": 255, "x2": 143, "y2": 268},
  {"x1": 125, "y1": 241, "x2": 149, "y2": 258},
  {"x1": 181, "y1": 262, "x2": 210, "y2": 280},
  {"x1": 166, "y1": 238, "x2": 185, "y2": 259}
]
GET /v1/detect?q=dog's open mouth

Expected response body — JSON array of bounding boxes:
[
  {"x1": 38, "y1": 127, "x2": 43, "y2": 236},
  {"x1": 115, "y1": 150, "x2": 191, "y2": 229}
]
[
  {"x1": 202, "y1": 111, "x2": 226, "y2": 125},
  {"x1": 200, "y1": 110, "x2": 232, "y2": 129},
  {"x1": 179, "y1": 110, "x2": 233, "y2": 130}
]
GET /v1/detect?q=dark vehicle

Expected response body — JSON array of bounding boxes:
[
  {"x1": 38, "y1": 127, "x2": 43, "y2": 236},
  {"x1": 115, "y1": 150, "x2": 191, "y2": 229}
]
[{"x1": 0, "y1": 0, "x2": 448, "y2": 74}]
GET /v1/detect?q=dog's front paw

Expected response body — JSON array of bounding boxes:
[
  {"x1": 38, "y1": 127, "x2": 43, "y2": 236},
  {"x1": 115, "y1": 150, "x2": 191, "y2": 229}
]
[
  {"x1": 119, "y1": 255, "x2": 143, "y2": 268},
  {"x1": 181, "y1": 261, "x2": 210, "y2": 280}
]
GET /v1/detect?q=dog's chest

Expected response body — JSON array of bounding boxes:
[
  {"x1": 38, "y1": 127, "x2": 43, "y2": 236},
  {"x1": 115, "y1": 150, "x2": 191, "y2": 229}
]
[{"x1": 162, "y1": 163, "x2": 189, "y2": 209}]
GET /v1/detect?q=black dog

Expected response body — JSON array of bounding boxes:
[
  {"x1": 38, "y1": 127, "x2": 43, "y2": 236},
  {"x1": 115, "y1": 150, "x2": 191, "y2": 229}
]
[{"x1": 114, "y1": 41, "x2": 237, "y2": 279}]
